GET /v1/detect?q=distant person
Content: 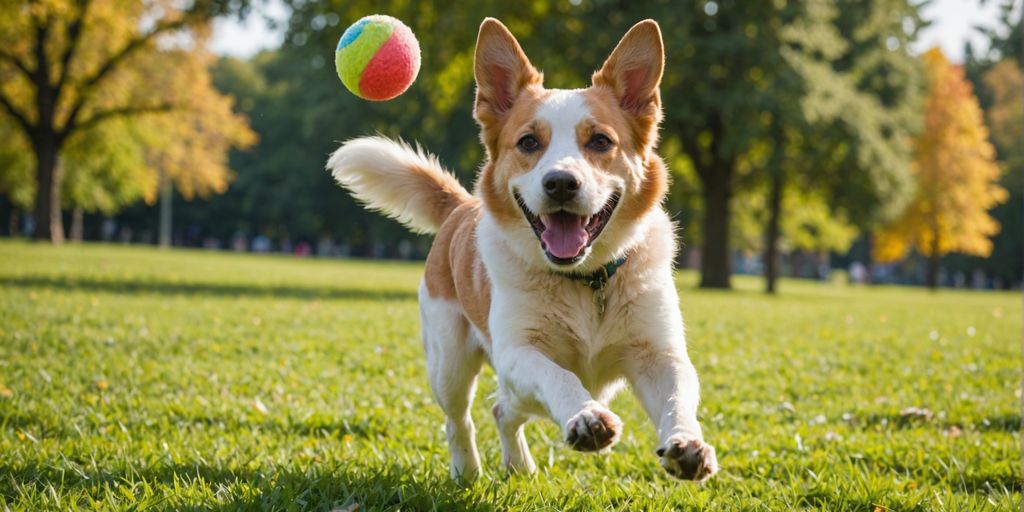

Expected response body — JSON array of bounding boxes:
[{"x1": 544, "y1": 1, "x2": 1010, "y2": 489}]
[
  {"x1": 252, "y1": 235, "x2": 271, "y2": 253},
  {"x1": 849, "y1": 261, "x2": 867, "y2": 284},
  {"x1": 971, "y1": 269, "x2": 986, "y2": 289},
  {"x1": 101, "y1": 219, "x2": 116, "y2": 241}
]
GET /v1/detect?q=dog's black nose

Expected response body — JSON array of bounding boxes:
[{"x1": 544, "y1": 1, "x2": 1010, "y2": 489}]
[{"x1": 542, "y1": 171, "x2": 581, "y2": 203}]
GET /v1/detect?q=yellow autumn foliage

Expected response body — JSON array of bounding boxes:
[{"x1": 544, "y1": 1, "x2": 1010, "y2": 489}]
[
  {"x1": 0, "y1": 0, "x2": 255, "y2": 211},
  {"x1": 874, "y1": 48, "x2": 1008, "y2": 262}
]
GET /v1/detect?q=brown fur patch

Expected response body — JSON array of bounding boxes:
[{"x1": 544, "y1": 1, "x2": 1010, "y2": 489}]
[
  {"x1": 586, "y1": 84, "x2": 661, "y2": 154},
  {"x1": 477, "y1": 88, "x2": 547, "y2": 228},
  {"x1": 423, "y1": 201, "x2": 492, "y2": 337},
  {"x1": 579, "y1": 87, "x2": 668, "y2": 225},
  {"x1": 580, "y1": 87, "x2": 642, "y2": 155},
  {"x1": 410, "y1": 161, "x2": 476, "y2": 231},
  {"x1": 617, "y1": 156, "x2": 669, "y2": 225}
]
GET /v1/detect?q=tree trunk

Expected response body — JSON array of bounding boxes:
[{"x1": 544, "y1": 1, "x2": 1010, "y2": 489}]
[
  {"x1": 864, "y1": 234, "x2": 875, "y2": 284},
  {"x1": 31, "y1": 136, "x2": 64, "y2": 244},
  {"x1": 926, "y1": 231, "x2": 941, "y2": 290},
  {"x1": 158, "y1": 175, "x2": 172, "y2": 248},
  {"x1": 700, "y1": 164, "x2": 732, "y2": 289},
  {"x1": 8, "y1": 210, "x2": 19, "y2": 237},
  {"x1": 70, "y1": 207, "x2": 84, "y2": 242},
  {"x1": 764, "y1": 166, "x2": 783, "y2": 294},
  {"x1": 926, "y1": 252, "x2": 940, "y2": 290}
]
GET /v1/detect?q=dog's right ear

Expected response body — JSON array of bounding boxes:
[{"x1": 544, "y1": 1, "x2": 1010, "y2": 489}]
[{"x1": 473, "y1": 18, "x2": 541, "y2": 130}]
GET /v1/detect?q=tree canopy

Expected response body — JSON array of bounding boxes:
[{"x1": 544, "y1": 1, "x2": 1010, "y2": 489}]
[
  {"x1": 0, "y1": 0, "x2": 253, "y2": 243},
  {"x1": 875, "y1": 49, "x2": 1008, "y2": 288},
  {"x1": 0, "y1": 0, "x2": 1014, "y2": 289}
]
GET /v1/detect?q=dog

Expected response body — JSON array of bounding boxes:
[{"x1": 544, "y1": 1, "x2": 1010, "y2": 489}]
[{"x1": 327, "y1": 17, "x2": 718, "y2": 483}]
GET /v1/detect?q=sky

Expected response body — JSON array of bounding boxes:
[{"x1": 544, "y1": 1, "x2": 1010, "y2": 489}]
[
  {"x1": 211, "y1": 0, "x2": 1021, "y2": 63},
  {"x1": 910, "y1": 0, "x2": 1019, "y2": 61}
]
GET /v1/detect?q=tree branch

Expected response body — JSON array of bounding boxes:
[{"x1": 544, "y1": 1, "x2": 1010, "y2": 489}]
[
  {"x1": 62, "y1": 14, "x2": 193, "y2": 134},
  {"x1": 63, "y1": 102, "x2": 178, "y2": 139},
  {"x1": 54, "y1": 0, "x2": 93, "y2": 97},
  {"x1": 0, "y1": 90, "x2": 33, "y2": 133},
  {"x1": 0, "y1": 48, "x2": 33, "y2": 79}
]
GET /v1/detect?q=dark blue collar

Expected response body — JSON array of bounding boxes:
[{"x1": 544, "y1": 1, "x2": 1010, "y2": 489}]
[{"x1": 562, "y1": 256, "x2": 628, "y2": 290}]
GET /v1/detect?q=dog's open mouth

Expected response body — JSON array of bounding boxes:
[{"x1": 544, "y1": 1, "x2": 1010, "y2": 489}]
[{"x1": 515, "y1": 192, "x2": 620, "y2": 265}]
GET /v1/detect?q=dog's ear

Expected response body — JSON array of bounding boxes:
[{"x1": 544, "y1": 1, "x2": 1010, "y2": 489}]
[
  {"x1": 592, "y1": 20, "x2": 664, "y2": 117},
  {"x1": 474, "y1": 18, "x2": 541, "y2": 126}
]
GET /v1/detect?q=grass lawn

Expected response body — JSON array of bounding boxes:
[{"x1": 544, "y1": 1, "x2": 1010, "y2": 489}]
[{"x1": 0, "y1": 240, "x2": 1019, "y2": 511}]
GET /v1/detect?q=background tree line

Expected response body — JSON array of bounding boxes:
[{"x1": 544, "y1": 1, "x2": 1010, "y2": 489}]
[{"x1": 0, "y1": 0, "x2": 1019, "y2": 291}]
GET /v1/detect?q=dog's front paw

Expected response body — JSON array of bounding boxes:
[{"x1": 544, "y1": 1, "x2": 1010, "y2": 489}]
[
  {"x1": 657, "y1": 435, "x2": 718, "y2": 481},
  {"x1": 565, "y1": 403, "x2": 622, "y2": 452}
]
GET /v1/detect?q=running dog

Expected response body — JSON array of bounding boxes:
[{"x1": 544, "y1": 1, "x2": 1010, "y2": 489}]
[{"x1": 327, "y1": 17, "x2": 718, "y2": 483}]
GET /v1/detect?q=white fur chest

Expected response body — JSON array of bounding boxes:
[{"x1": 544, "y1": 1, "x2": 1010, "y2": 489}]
[{"x1": 477, "y1": 212, "x2": 682, "y2": 396}]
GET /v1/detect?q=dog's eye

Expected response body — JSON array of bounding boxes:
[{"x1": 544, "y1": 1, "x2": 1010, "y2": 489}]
[
  {"x1": 587, "y1": 134, "x2": 614, "y2": 152},
  {"x1": 517, "y1": 135, "x2": 541, "y2": 153}
]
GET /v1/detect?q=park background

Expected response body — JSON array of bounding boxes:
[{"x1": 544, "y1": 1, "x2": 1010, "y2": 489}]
[
  {"x1": 0, "y1": 0, "x2": 1021, "y2": 292},
  {"x1": 0, "y1": 0, "x2": 1021, "y2": 510}
]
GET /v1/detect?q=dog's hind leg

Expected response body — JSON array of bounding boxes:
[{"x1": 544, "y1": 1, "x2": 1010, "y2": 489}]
[
  {"x1": 491, "y1": 393, "x2": 536, "y2": 475},
  {"x1": 419, "y1": 281, "x2": 485, "y2": 483}
]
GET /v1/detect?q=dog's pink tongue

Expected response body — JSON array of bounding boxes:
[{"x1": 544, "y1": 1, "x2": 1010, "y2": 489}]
[{"x1": 540, "y1": 212, "x2": 588, "y2": 259}]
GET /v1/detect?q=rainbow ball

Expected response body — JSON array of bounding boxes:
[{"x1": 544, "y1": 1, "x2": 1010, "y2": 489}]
[{"x1": 335, "y1": 15, "x2": 421, "y2": 101}]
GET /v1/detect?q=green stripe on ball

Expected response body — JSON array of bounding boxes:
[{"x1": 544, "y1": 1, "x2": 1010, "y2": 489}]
[{"x1": 335, "y1": 17, "x2": 395, "y2": 97}]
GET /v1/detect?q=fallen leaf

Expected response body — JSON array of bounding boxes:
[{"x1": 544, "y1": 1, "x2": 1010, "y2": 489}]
[{"x1": 253, "y1": 398, "x2": 269, "y2": 415}]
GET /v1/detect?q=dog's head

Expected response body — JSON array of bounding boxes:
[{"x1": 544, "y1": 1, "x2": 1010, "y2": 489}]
[{"x1": 473, "y1": 18, "x2": 668, "y2": 271}]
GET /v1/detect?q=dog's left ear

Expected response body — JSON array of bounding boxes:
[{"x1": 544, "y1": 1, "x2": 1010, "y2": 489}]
[{"x1": 592, "y1": 20, "x2": 664, "y2": 117}]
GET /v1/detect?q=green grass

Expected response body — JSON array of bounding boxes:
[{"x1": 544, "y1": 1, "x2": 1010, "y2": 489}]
[{"x1": 0, "y1": 240, "x2": 1019, "y2": 511}]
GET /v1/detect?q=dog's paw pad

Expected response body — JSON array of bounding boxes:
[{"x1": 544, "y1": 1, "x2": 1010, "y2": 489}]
[
  {"x1": 657, "y1": 436, "x2": 718, "y2": 481},
  {"x1": 565, "y1": 405, "x2": 622, "y2": 452}
]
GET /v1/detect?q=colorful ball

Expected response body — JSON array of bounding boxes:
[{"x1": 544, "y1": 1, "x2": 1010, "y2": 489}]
[{"x1": 335, "y1": 15, "x2": 421, "y2": 101}]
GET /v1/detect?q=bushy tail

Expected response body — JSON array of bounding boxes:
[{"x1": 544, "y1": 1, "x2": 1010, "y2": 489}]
[{"x1": 326, "y1": 136, "x2": 473, "y2": 234}]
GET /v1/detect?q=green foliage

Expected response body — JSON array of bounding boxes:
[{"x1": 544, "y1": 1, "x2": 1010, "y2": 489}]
[
  {"x1": 813, "y1": 0, "x2": 924, "y2": 224},
  {"x1": 0, "y1": 0, "x2": 255, "y2": 242},
  {"x1": 0, "y1": 119, "x2": 33, "y2": 210},
  {"x1": 957, "y1": 1, "x2": 1022, "y2": 285},
  {"x1": 61, "y1": 119, "x2": 153, "y2": 215},
  {"x1": 0, "y1": 242, "x2": 1019, "y2": 510},
  {"x1": 733, "y1": 183, "x2": 858, "y2": 255},
  {"x1": 181, "y1": 0, "x2": 922, "y2": 259}
]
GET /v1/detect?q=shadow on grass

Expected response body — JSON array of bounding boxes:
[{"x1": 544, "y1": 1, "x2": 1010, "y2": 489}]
[
  {"x1": 860, "y1": 412, "x2": 1020, "y2": 432},
  {"x1": 0, "y1": 460, "x2": 493, "y2": 511},
  {"x1": 174, "y1": 413, "x2": 381, "y2": 441},
  {"x1": 0, "y1": 275, "x2": 416, "y2": 302},
  {"x1": 2, "y1": 408, "x2": 385, "y2": 444}
]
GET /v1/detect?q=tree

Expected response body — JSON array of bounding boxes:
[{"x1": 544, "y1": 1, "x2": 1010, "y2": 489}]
[
  {"x1": 984, "y1": 60, "x2": 1022, "y2": 181},
  {"x1": 134, "y1": 48, "x2": 257, "y2": 247},
  {"x1": 874, "y1": 49, "x2": 1008, "y2": 289},
  {"x1": 60, "y1": 118, "x2": 150, "y2": 241},
  {"x1": 957, "y1": 0, "x2": 1023, "y2": 287},
  {"x1": 0, "y1": 0, "x2": 249, "y2": 243},
  {"x1": 757, "y1": 0, "x2": 923, "y2": 293},
  {"x1": 976, "y1": 58, "x2": 1024, "y2": 285},
  {"x1": 0, "y1": 117, "x2": 34, "y2": 216}
]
